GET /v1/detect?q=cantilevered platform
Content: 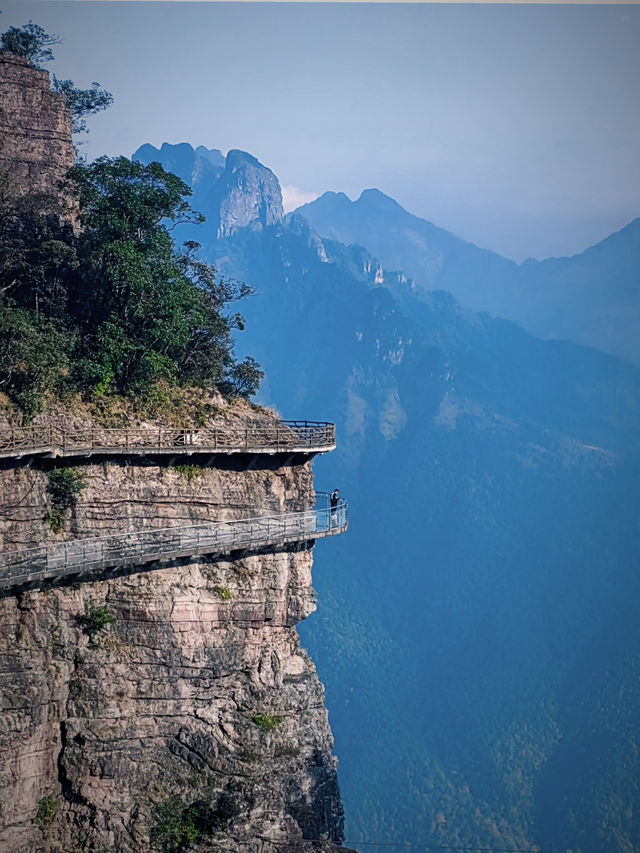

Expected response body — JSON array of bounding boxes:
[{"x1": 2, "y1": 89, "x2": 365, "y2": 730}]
[
  {"x1": 0, "y1": 421, "x2": 336, "y2": 460},
  {"x1": 0, "y1": 498, "x2": 348, "y2": 592}
]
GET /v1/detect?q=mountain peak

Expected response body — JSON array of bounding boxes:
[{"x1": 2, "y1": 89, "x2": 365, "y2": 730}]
[
  {"x1": 356, "y1": 188, "x2": 403, "y2": 211},
  {"x1": 226, "y1": 149, "x2": 264, "y2": 171}
]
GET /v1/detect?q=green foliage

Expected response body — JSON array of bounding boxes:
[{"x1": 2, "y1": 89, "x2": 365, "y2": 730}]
[
  {"x1": 46, "y1": 468, "x2": 84, "y2": 531},
  {"x1": 213, "y1": 585, "x2": 232, "y2": 601},
  {"x1": 52, "y1": 77, "x2": 113, "y2": 134},
  {"x1": 174, "y1": 464, "x2": 205, "y2": 482},
  {"x1": 81, "y1": 602, "x2": 115, "y2": 638},
  {"x1": 150, "y1": 789, "x2": 241, "y2": 852},
  {"x1": 252, "y1": 713, "x2": 282, "y2": 731},
  {"x1": 1, "y1": 21, "x2": 60, "y2": 66},
  {"x1": 34, "y1": 795, "x2": 58, "y2": 830},
  {"x1": 219, "y1": 356, "x2": 264, "y2": 399},
  {"x1": 150, "y1": 797, "x2": 200, "y2": 852},
  {"x1": 0, "y1": 305, "x2": 71, "y2": 419},
  {"x1": 0, "y1": 155, "x2": 261, "y2": 416}
]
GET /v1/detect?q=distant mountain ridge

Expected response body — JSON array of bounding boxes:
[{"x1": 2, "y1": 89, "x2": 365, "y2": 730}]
[
  {"x1": 131, "y1": 141, "x2": 640, "y2": 853},
  {"x1": 297, "y1": 189, "x2": 640, "y2": 365}
]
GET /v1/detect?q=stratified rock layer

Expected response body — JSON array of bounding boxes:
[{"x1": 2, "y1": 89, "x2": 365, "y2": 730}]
[{"x1": 0, "y1": 53, "x2": 74, "y2": 203}]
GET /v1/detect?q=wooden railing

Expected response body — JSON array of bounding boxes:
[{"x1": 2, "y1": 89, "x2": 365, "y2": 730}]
[
  {"x1": 0, "y1": 420, "x2": 336, "y2": 459},
  {"x1": 0, "y1": 498, "x2": 348, "y2": 591}
]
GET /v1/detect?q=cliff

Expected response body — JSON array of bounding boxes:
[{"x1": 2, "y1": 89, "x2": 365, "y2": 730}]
[
  {"x1": 0, "y1": 52, "x2": 74, "y2": 207},
  {"x1": 133, "y1": 143, "x2": 284, "y2": 238},
  {"x1": 0, "y1": 404, "x2": 349, "y2": 852}
]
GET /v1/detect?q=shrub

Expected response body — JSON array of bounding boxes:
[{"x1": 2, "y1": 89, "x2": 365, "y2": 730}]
[
  {"x1": 252, "y1": 714, "x2": 282, "y2": 731},
  {"x1": 174, "y1": 464, "x2": 204, "y2": 482},
  {"x1": 46, "y1": 467, "x2": 85, "y2": 532},
  {"x1": 80, "y1": 602, "x2": 115, "y2": 638},
  {"x1": 150, "y1": 789, "x2": 241, "y2": 851},
  {"x1": 34, "y1": 795, "x2": 58, "y2": 830},
  {"x1": 150, "y1": 796, "x2": 199, "y2": 853},
  {"x1": 213, "y1": 585, "x2": 232, "y2": 601}
]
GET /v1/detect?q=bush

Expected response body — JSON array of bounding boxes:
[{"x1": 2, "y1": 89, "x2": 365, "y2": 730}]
[
  {"x1": 150, "y1": 789, "x2": 241, "y2": 851},
  {"x1": 213, "y1": 585, "x2": 232, "y2": 601},
  {"x1": 252, "y1": 714, "x2": 282, "y2": 731},
  {"x1": 46, "y1": 467, "x2": 85, "y2": 532},
  {"x1": 34, "y1": 795, "x2": 58, "y2": 830},
  {"x1": 80, "y1": 602, "x2": 115, "y2": 638},
  {"x1": 174, "y1": 464, "x2": 204, "y2": 482},
  {"x1": 0, "y1": 156, "x2": 262, "y2": 417},
  {"x1": 150, "y1": 797, "x2": 200, "y2": 853}
]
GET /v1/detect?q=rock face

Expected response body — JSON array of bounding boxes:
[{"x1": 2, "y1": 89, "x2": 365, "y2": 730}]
[
  {"x1": 0, "y1": 413, "x2": 348, "y2": 852},
  {"x1": 0, "y1": 53, "x2": 74, "y2": 204},
  {"x1": 132, "y1": 143, "x2": 284, "y2": 239},
  {"x1": 217, "y1": 150, "x2": 284, "y2": 237}
]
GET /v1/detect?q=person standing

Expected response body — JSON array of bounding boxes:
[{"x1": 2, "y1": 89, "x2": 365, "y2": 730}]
[{"x1": 330, "y1": 488, "x2": 340, "y2": 527}]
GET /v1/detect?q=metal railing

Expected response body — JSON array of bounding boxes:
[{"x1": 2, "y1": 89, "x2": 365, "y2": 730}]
[
  {"x1": 0, "y1": 499, "x2": 348, "y2": 591},
  {"x1": 0, "y1": 420, "x2": 336, "y2": 460}
]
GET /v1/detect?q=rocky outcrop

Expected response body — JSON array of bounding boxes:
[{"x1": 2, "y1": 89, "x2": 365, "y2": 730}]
[
  {"x1": 0, "y1": 408, "x2": 349, "y2": 852},
  {"x1": 0, "y1": 53, "x2": 74, "y2": 206},
  {"x1": 132, "y1": 143, "x2": 285, "y2": 240},
  {"x1": 217, "y1": 150, "x2": 284, "y2": 237}
]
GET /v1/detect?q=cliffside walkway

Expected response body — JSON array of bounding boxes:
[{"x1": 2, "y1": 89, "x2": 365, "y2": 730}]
[
  {"x1": 0, "y1": 421, "x2": 336, "y2": 460},
  {"x1": 0, "y1": 498, "x2": 348, "y2": 591}
]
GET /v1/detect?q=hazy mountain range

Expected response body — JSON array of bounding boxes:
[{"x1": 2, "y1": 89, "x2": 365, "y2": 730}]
[
  {"x1": 298, "y1": 188, "x2": 640, "y2": 366},
  {"x1": 133, "y1": 142, "x2": 640, "y2": 853}
]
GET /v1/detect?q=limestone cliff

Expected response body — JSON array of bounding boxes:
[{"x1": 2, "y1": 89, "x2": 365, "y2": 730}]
[
  {"x1": 0, "y1": 405, "x2": 350, "y2": 852},
  {"x1": 0, "y1": 52, "x2": 74, "y2": 207}
]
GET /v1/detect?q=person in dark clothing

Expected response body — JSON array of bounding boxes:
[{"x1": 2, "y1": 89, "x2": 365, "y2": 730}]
[{"x1": 330, "y1": 488, "x2": 340, "y2": 527}]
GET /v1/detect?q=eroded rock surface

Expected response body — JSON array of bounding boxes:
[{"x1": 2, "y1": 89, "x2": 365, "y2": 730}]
[{"x1": 0, "y1": 53, "x2": 74, "y2": 205}]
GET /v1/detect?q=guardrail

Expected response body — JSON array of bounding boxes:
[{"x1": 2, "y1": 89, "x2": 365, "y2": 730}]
[
  {"x1": 0, "y1": 499, "x2": 348, "y2": 591},
  {"x1": 0, "y1": 420, "x2": 336, "y2": 460}
]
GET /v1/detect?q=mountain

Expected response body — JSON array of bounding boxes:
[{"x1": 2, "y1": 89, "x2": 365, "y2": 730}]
[
  {"x1": 135, "y1": 143, "x2": 283, "y2": 237},
  {"x1": 132, "y1": 142, "x2": 640, "y2": 853},
  {"x1": 297, "y1": 190, "x2": 640, "y2": 365}
]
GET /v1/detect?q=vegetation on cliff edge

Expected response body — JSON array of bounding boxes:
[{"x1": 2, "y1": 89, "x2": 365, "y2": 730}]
[{"x1": 0, "y1": 159, "x2": 262, "y2": 418}]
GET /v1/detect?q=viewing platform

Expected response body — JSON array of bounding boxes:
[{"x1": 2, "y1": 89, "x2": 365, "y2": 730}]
[
  {"x1": 0, "y1": 421, "x2": 336, "y2": 460},
  {"x1": 0, "y1": 496, "x2": 348, "y2": 592}
]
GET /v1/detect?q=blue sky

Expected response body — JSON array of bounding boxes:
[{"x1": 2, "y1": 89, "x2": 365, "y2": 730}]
[{"x1": 3, "y1": 2, "x2": 639, "y2": 261}]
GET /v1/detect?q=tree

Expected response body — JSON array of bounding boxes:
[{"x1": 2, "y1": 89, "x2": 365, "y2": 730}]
[
  {"x1": 64, "y1": 157, "x2": 259, "y2": 399},
  {"x1": 0, "y1": 21, "x2": 61, "y2": 67},
  {"x1": 52, "y1": 77, "x2": 113, "y2": 134}
]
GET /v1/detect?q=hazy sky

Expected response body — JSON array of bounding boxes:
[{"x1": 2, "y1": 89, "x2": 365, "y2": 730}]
[{"x1": 3, "y1": 2, "x2": 639, "y2": 261}]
